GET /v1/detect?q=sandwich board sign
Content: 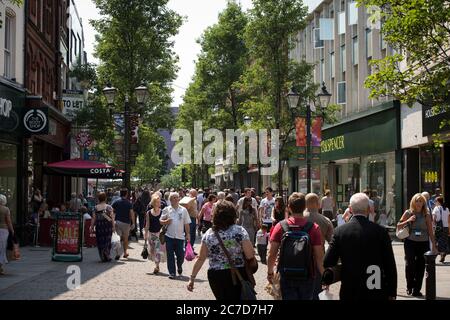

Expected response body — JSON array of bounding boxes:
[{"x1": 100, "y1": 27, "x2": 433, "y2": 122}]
[{"x1": 52, "y1": 212, "x2": 83, "y2": 262}]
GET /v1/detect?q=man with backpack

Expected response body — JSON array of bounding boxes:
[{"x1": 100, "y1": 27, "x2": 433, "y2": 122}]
[{"x1": 267, "y1": 192, "x2": 324, "y2": 300}]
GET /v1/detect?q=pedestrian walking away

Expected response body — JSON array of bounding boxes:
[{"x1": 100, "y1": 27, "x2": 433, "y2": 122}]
[
  {"x1": 90, "y1": 192, "x2": 115, "y2": 262},
  {"x1": 397, "y1": 193, "x2": 437, "y2": 297},
  {"x1": 304, "y1": 193, "x2": 334, "y2": 300},
  {"x1": 324, "y1": 193, "x2": 397, "y2": 300},
  {"x1": 267, "y1": 192, "x2": 324, "y2": 300},
  {"x1": 320, "y1": 190, "x2": 335, "y2": 221},
  {"x1": 112, "y1": 189, "x2": 135, "y2": 259},
  {"x1": 256, "y1": 225, "x2": 269, "y2": 264},
  {"x1": 187, "y1": 200, "x2": 258, "y2": 300}
]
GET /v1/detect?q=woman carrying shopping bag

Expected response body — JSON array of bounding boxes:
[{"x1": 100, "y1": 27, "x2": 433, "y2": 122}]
[
  {"x1": 90, "y1": 192, "x2": 115, "y2": 262},
  {"x1": 144, "y1": 195, "x2": 166, "y2": 274}
]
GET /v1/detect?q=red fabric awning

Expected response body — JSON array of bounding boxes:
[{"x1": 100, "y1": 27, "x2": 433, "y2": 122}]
[{"x1": 44, "y1": 159, "x2": 117, "y2": 178}]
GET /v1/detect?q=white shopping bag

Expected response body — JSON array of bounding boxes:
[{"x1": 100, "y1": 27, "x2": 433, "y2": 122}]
[
  {"x1": 319, "y1": 290, "x2": 337, "y2": 300},
  {"x1": 110, "y1": 232, "x2": 123, "y2": 258}
]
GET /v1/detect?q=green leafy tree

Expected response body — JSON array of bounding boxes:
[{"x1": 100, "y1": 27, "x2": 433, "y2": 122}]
[
  {"x1": 241, "y1": 0, "x2": 315, "y2": 192},
  {"x1": 359, "y1": 0, "x2": 450, "y2": 124},
  {"x1": 176, "y1": 1, "x2": 249, "y2": 188},
  {"x1": 83, "y1": 0, "x2": 182, "y2": 184}
]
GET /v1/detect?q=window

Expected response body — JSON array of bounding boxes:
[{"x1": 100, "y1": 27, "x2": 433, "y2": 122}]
[
  {"x1": 314, "y1": 28, "x2": 324, "y2": 49},
  {"x1": 366, "y1": 28, "x2": 373, "y2": 58},
  {"x1": 352, "y1": 36, "x2": 358, "y2": 65},
  {"x1": 339, "y1": 12, "x2": 346, "y2": 34},
  {"x1": 337, "y1": 81, "x2": 346, "y2": 104},
  {"x1": 4, "y1": 14, "x2": 14, "y2": 79},
  {"x1": 320, "y1": 59, "x2": 325, "y2": 83},
  {"x1": 319, "y1": 18, "x2": 334, "y2": 40},
  {"x1": 380, "y1": 19, "x2": 387, "y2": 50},
  {"x1": 349, "y1": 1, "x2": 358, "y2": 25},
  {"x1": 330, "y1": 52, "x2": 335, "y2": 79},
  {"x1": 340, "y1": 45, "x2": 346, "y2": 73}
]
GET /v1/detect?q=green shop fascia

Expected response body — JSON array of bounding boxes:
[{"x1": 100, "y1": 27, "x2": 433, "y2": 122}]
[{"x1": 291, "y1": 101, "x2": 404, "y2": 223}]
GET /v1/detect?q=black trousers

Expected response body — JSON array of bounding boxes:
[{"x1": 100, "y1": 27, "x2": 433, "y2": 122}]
[
  {"x1": 257, "y1": 244, "x2": 267, "y2": 263},
  {"x1": 208, "y1": 268, "x2": 248, "y2": 300},
  {"x1": 404, "y1": 239, "x2": 429, "y2": 292}
]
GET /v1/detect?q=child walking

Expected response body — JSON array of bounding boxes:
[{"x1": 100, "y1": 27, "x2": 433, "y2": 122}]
[{"x1": 256, "y1": 224, "x2": 269, "y2": 264}]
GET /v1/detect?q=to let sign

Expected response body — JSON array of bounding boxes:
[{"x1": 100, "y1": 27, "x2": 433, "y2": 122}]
[{"x1": 62, "y1": 90, "x2": 84, "y2": 121}]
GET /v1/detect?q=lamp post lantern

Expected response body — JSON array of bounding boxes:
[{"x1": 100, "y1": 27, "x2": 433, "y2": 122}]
[{"x1": 103, "y1": 83, "x2": 149, "y2": 191}]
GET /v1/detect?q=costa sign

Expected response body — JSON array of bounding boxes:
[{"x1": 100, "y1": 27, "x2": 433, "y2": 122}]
[{"x1": 90, "y1": 168, "x2": 112, "y2": 174}]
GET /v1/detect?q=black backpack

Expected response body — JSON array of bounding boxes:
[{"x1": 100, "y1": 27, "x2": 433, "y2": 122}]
[{"x1": 277, "y1": 220, "x2": 314, "y2": 280}]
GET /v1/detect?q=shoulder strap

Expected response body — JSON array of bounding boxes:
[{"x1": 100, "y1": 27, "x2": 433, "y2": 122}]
[
  {"x1": 214, "y1": 231, "x2": 244, "y2": 282},
  {"x1": 280, "y1": 220, "x2": 290, "y2": 233},
  {"x1": 302, "y1": 222, "x2": 314, "y2": 233}
]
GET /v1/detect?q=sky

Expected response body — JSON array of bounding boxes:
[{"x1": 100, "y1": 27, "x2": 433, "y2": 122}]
[{"x1": 76, "y1": 0, "x2": 322, "y2": 108}]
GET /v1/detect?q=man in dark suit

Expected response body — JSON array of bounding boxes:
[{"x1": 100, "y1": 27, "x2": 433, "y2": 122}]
[{"x1": 323, "y1": 193, "x2": 397, "y2": 300}]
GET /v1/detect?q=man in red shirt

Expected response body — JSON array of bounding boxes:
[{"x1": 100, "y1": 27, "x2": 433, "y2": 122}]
[{"x1": 267, "y1": 192, "x2": 324, "y2": 300}]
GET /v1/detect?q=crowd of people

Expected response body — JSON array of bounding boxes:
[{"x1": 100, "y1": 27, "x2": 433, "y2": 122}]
[{"x1": 0, "y1": 183, "x2": 448, "y2": 301}]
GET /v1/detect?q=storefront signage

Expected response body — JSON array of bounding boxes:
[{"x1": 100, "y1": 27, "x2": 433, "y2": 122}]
[
  {"x1": 321, "y1": 135, "x2": 345, "y2": 153},
  {"x1": 62, "y1": 90, "x2": 84, "y2": 121},
  {"x1": 23, "y1": 107, "x2": 49, "y2": 135},
  {"x1": 52, "y1": 213, "x2": 83, "y2": 262},
  {"x1": 422, "y1": 104, "x2": 450, "y2": 136},
  {"x1": 90, "y1": 168, "x2": 112, "y2": 174},
  {"x1": 76, "y1": 131, "x2": 92, "y2": 147},
  {"x1": 0, "y1": 98, "x2": 12, "y2": 118},
  {"x1": 424, "y1": 171, "x2": 439, "y2": 184}
]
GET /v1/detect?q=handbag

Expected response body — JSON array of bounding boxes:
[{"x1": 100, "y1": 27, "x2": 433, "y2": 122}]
[
  {"x1": 396, "y1": 211, "x2": 411, "y2": 240},
  {"x1": 159, "y1": 225, "x2": 168, "y2": 245},
  {"x1": 214, "y1": 231, "x2": 257, "y2": 300},
  {"x1": 396, "y1": 224, "x2": 410, "y2": 240},
  {"x1": 141, "y1": 240, "x2": 149, "y2": 259}
]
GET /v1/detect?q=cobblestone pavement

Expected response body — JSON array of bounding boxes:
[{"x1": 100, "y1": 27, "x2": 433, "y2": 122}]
[{"x1": 0, "y1": 240, "x2": 449, "y2": 300}]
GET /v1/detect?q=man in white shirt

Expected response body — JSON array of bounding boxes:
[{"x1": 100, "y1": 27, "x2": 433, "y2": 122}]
[
  {"x1": 259, "y1": 187, "x2": 275, "y2": 228},
  {"x1": 160, "y1": 192, "x2": 191, "y2": 279},
  {"x1": 237, "y1": 188, "x2": 258, "y2": 211}
]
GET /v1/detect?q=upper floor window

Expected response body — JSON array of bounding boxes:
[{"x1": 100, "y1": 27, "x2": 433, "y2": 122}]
[
  {"x1": 366, "y1": 28, "x2": 373, "y2": 58},
  {"x1": 4, "y1": 10, "x2": 15, "y2": 79}
]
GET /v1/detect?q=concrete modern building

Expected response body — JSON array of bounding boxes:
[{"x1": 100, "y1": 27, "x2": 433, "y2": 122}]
[{"x1": 291, "y1": 0, "x2": 402, "y2": 225}]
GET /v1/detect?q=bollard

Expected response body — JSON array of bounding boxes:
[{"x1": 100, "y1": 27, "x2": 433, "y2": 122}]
[{"x1": 424, "y1": 251, "x2": 437, "y2": 300}]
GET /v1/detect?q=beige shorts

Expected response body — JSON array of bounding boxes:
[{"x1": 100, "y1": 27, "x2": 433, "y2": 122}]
[{"x1": 115, "y1": 221, "x2": 131, "y2": 238}]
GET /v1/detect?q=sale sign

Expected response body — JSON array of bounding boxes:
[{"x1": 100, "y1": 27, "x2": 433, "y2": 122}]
[{"x1": 56, "y1": 219, "x2": 80, "y2": 254}]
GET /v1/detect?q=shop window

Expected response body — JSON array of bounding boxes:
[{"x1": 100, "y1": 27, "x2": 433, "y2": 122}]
[
  {"x1": 420, "y1": 147, "x2": 441, "y2": 194},
  {"x1": 0, "y1": 143, "x2": 18, "y2": 224}
]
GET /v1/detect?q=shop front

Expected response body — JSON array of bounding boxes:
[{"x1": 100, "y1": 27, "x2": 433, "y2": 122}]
[
  {"x1": 420, "y1": 104, "x2": 450, "y2": 202},
  {"x1": 318, "y1": 102, "x2": 402, "y2": 225},
  {"x1": 0, "y1": 79, "x2": 26, "y2": 234}
]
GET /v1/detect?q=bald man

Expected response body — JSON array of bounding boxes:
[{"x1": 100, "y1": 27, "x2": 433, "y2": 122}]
[{"x1": 304, "y1": 193, "x2": 334, "y2": 300}]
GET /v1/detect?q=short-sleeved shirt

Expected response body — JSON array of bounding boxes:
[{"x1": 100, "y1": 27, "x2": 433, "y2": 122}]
[
  {"x1": 433, "y1": 206, "x2": 449, "y2": 228},
  {"x1": 260, "y1": 198, "x2": 275, "y2": 224},
  {"x1": 237, "y1": 197, "x2": 258, "y2": 211},
  {"x1": 161, "y1": 206, "x2": 191, "y2": 240},
  {"x1": 304, "y1": 210, "x2": 334, "y2": 245},
  {"x1": 270, "y1": 216, "x2": 322, "y2": 246},
  {"x1": 256, "y1": 230, "x2": 269, "y2": 245},
  {"x1": 202, "y1": 225, "x2": 250, "y2": 271},
  {"x1": 201, "y1": 202, "x2": 214, "y2": 222},
  {"x1": 112, "y1": 198, "x2": 133, "y2": 224}
]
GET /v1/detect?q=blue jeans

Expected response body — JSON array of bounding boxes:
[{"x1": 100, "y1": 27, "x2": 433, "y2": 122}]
[
  {"x1": 189, "y1": 219, "x2": 196, "y2": 249},
  {"x1": 165, "y1": 236, "x2": 185, "y2": 276},
  {"x1": 280, "y1": 276, "x2": 315, "y2": 300}
]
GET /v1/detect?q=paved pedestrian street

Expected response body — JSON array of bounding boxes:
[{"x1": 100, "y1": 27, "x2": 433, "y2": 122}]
[{"x1": 0, "y1": 240, "x2": 449, "y2": 300}]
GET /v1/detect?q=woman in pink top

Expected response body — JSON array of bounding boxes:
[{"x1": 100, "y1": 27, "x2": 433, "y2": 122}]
[{"x1": 198, "y1": 194, "x2": 217, "y2": 234}]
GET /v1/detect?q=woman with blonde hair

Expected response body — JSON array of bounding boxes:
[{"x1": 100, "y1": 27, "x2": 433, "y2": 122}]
[
  {"x1": 144, "y1": 194, "x2": 166, "y2": 274},
  {"x1": 397, "y1": 193, "x2": 437, "y2": 297}
]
